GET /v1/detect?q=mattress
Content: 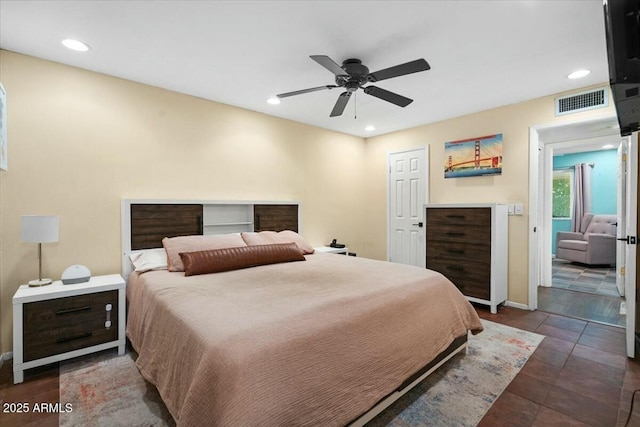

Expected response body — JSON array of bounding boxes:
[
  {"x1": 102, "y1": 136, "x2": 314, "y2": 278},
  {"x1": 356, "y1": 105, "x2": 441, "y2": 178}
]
[{"x1": 126, "y1": 252, "x2": 483, "y2": 426}]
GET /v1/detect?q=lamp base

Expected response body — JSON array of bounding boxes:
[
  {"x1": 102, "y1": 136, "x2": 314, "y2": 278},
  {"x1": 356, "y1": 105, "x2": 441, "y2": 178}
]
[{"x1": 28, "y1": 278, "x2": 53, "y2": 287}]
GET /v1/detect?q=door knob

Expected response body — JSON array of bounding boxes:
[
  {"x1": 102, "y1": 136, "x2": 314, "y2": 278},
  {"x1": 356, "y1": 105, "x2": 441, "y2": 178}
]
[{"x1": 412, "y1": 222, "x2": 424, "y2": 228}]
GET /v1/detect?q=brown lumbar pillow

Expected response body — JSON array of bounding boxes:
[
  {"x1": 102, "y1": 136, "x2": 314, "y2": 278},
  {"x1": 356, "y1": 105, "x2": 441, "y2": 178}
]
[
  {"x1": 179, "y1": 242, "x2": 306, "y2": 276},
  {"x1": 162, "y1": 234, "x2": 247, "y2": 272}
]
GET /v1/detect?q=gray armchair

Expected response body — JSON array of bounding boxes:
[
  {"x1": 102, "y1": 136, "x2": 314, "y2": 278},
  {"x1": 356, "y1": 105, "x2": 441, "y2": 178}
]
[{"x1": 556, "y1": 213, "x2": 617, "y2": 266}]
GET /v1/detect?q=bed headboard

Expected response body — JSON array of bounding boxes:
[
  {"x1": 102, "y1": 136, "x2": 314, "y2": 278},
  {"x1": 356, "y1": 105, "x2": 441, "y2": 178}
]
[{"x1": 121, "y1": 200, "x2": 299, "y2": 277}]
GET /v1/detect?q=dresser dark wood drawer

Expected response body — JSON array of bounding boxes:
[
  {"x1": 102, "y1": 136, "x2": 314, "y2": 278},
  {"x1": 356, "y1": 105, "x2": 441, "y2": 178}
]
[
  {"x1": 426, "y1": 224, "x2": 490, "y2": 244},
  {"x1": 448, "y1": 276, "x2": 491, "y2": 300},
  {"x1": 427, "y1": 257, "x2": 490, "y2": 282},
  {"x1": 426, "y1": 208, "x2": 491, "y2": 226},
  {"x1": 23, "y1": 290, "x2": 118, "y2": 362},
  {"x1": 426, "y1": 240, "x2": 491, "y2": 263},
  {"x1": 427, "y1": 258, "x2": 491, "y2": 300}
]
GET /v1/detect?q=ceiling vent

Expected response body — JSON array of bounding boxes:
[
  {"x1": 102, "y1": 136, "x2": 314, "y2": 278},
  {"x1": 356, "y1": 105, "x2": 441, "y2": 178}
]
[{"x1": 555, "y1": 87, "x2": 608, "y2": 116}]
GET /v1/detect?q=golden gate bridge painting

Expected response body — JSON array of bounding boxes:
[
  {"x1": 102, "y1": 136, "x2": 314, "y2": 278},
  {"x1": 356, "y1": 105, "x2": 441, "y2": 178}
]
[{"x1": 444, "y1": 133, "x2": 503, "y2": 178}]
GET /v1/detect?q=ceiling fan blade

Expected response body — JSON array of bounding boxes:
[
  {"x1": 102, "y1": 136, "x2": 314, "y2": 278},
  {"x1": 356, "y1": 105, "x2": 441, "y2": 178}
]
[
  {"x1": 277, "y1": 85, "x2": 337, "y2": 98},
  {"x1": 310, "y1": 55, "x2": 348, "y2": 77},
  {"x1": 368, "y1": 59, "x2": 431, "y2": 82},
  {"x1": 363, "y1": 86, "x2": 413, "y2": 107},
  {"x1": 330, "y1": 92, "x2": 352, "y2": 117}
]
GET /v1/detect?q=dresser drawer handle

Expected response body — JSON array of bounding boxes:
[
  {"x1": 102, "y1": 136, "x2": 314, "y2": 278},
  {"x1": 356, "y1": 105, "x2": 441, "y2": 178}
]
[
  {"x1": 445, "y1": 232, "x2": 465, "y2": 237},
  {"x1": 446, "y1": 249, "x2": 465, "y2": 254},
  {"x1": 56, "y1": 305, "x2": 91, "y2": 315},
  {"x1": 56, "y1": 332, "x2": 92, "y2": 344},
  {"x1": 446, "y1": 265, "x2": 465, "y2": 272},
  {"x1": 446, "y1": 215, "x2": 466, "y2": 219}
]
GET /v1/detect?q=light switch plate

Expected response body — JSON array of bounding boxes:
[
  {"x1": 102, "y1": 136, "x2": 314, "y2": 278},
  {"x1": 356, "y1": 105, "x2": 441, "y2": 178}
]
[{"x1": 515, "y1": 203, "x2": 524, "y2": 215}]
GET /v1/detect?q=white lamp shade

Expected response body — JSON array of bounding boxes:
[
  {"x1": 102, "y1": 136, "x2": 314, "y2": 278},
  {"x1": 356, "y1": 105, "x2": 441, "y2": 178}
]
[{"x1": 20, "y1": 215, "x2": 59, "y2": 243}]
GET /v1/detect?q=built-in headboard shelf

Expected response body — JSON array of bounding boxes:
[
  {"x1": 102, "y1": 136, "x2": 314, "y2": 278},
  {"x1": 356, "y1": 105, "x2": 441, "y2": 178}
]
[{"x1": 121, "y1": 199, "x2": 300, "y2": 278}]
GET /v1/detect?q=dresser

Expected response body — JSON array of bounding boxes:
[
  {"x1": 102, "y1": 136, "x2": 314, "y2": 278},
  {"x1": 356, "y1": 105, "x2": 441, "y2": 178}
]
[
  {"x1": 425, "y1": 204, "x2": 508, "y2": 313},
  {"x1": 12, "y1": 274, "x2": 126, "y2": 383}
]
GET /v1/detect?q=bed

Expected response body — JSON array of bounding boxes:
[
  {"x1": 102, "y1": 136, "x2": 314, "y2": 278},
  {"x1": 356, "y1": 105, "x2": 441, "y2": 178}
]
[{"x1": 121, "y1": 200, "x2": 484, "y2": 426}]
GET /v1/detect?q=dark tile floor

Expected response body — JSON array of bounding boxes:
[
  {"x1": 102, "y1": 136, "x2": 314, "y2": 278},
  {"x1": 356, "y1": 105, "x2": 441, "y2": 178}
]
[
  {"x1": 540, "y1": 258, "x2": 624, "y2": 327},
  {"x1": 538, "y1": 286, "x2": 625, "y2": 327},
  {"x1": 551, "y1": 258, "x2": 618, "y2": 297},
  {"x1": 476, "y1": 306, "x2": 640, "y2": 427},
  {"x1": 1, "y1": 306, "x2": 639, "y2": 427}
]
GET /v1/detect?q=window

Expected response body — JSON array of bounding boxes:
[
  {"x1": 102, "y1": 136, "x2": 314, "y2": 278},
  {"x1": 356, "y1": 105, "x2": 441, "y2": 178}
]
[{"x1": 552, "y1": 170, "x2": 573, "y2": 218}]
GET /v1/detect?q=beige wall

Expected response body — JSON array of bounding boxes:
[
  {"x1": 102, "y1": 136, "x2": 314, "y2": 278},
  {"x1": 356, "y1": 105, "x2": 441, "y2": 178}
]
[
  {"x1": 0, "y1": 49, "x2": 620, "y2": 356},
  {"x1": 362, "y1": 89, "x2": 617, "y2": 305},
  {"x1": 0, "y1": 50, "x2": 366, "y2": 354}
]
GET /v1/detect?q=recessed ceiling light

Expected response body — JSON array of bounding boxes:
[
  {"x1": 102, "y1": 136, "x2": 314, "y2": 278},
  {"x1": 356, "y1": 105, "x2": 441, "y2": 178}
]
[
  {"x1": 62, "y1": 39, "x2": 90, "y2": 52},
  {"x1": 365, "y1": 125, "x2": 375, "y2": 132},
  {"x1": 566, "y1": 69, "x2": 591, "y2": 79},
  {"x1": 267, "y1": 97, "x2": 281, "y2": 105},
  {"x1": 602, "y1": 144, "x2": 615, "y2": 149}
]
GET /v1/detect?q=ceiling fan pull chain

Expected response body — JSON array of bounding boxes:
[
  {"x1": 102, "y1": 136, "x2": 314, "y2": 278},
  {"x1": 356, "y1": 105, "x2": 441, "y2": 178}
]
[{"x1": 354, "y1": 91, "x2": 357, "y2": 119}]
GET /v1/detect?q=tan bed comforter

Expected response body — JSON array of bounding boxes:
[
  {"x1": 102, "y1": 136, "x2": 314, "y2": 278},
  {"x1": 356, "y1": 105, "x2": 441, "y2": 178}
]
[{"x1": 126, "y1": 252, "x2": 483, "y2": 427}]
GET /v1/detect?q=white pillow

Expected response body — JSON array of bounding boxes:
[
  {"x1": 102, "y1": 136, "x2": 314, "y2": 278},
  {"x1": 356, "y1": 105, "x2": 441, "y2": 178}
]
[{"x1": 129, "y1": 248, "x2": 168, "y2": 273}]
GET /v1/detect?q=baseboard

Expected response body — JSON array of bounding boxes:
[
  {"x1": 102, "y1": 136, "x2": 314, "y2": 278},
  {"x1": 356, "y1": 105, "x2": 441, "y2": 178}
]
[{"x1": 505, "y1": 300, "x2": 531, "y2": 311}]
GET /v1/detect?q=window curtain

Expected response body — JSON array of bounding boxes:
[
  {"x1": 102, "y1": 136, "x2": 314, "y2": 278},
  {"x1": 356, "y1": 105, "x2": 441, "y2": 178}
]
[{"x1": 571, "y1": 163, "x2": 592, "y2": 232}]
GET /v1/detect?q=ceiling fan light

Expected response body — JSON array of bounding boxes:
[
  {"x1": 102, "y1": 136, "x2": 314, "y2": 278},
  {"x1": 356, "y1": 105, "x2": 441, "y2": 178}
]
[{"x1": 62, "y1": 38, "x2": 90, "y2": 52}]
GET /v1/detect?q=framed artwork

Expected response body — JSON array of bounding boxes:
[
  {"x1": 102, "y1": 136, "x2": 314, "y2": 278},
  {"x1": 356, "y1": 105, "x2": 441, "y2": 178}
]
[
  {"x1": 0, "y1": 82, "x2": 6, "y2": 171},
  {"x1": 444, "y1": 133, "x2": 502, "y2": 178}
]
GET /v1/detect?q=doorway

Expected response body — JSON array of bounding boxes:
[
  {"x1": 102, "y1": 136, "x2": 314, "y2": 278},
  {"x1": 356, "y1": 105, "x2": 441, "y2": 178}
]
[
  {"x1": 540, "y1": 142, "x2": 622, "y2": 326},
  {"x1": 528, "y1": 116, "x2": 638, "y2": 358}
]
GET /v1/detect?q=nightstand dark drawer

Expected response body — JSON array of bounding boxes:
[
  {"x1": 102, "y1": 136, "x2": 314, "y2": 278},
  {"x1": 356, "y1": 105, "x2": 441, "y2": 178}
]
[{"x1": 23, "y1": 290, "x2": 118, "y2": 362}]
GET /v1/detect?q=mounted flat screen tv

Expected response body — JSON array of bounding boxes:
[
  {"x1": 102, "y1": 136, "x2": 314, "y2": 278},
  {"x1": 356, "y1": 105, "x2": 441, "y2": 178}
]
[{"x1": 603, "y1": 0, "x2": 640, "y2": 136}]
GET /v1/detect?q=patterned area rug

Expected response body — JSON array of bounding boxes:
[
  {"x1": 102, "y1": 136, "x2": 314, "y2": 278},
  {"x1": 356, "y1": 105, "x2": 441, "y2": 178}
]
[
  {"x1": 59, "y1": 320, "x2": 542, "y2": 427},
  {"x1": 59, "y1": 351, "x2": 175, "y2": 427},
  {"x1": 368, "y1": 319, "x2": 543, "y2": 426}
]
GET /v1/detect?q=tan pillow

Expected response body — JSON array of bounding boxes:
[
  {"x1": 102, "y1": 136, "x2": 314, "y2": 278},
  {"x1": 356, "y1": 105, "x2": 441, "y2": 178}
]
[
  {"x1": 179, "y1": 243, "x2": 306, "y2": 276},
  {"x1": 162, "y1": 234, "x2": 247, "y2": 272},
  {"x1": 241, "y1": 230, "x2": 315, "y2": 254}
]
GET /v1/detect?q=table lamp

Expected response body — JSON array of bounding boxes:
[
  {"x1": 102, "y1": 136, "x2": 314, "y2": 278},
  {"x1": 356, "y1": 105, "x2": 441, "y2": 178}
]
[{"x1": 20, "y1": 215, "x2": 59, "y2": 286}]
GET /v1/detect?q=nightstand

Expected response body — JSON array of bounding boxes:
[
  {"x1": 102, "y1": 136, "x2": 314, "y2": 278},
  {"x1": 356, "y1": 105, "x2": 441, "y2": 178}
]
[
  {"x1": 12, "y1": 274, "x2": 125, "y2": 384},
  {"x1": 314, "y1": 246, "x2": 349, "y2": 255}
]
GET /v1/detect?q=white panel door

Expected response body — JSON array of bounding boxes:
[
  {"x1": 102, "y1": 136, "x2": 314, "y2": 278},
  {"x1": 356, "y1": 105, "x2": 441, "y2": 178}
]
[
  {"x1": 625, "y1": 133, "x2": 637, "y2": 359},
  {"x1": 388, "y1": 148, "x2": 428, "y2": 267}
]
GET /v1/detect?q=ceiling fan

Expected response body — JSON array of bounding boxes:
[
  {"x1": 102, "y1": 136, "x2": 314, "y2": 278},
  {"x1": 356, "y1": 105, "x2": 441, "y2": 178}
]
[{"x1": 277, "y1": 55, "x2": 431, "y2": 117}]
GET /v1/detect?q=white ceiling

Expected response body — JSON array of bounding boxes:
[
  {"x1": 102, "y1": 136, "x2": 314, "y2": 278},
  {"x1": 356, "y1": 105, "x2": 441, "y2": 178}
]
[{"x1": 0, "y1": 0, "x2": 610, "y2": 138}]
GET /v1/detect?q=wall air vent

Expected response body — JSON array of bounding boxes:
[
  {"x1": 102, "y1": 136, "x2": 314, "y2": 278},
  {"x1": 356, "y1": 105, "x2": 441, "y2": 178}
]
[{"x1": 555, "y1": 87, "x2": 608, "y2": 116}]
